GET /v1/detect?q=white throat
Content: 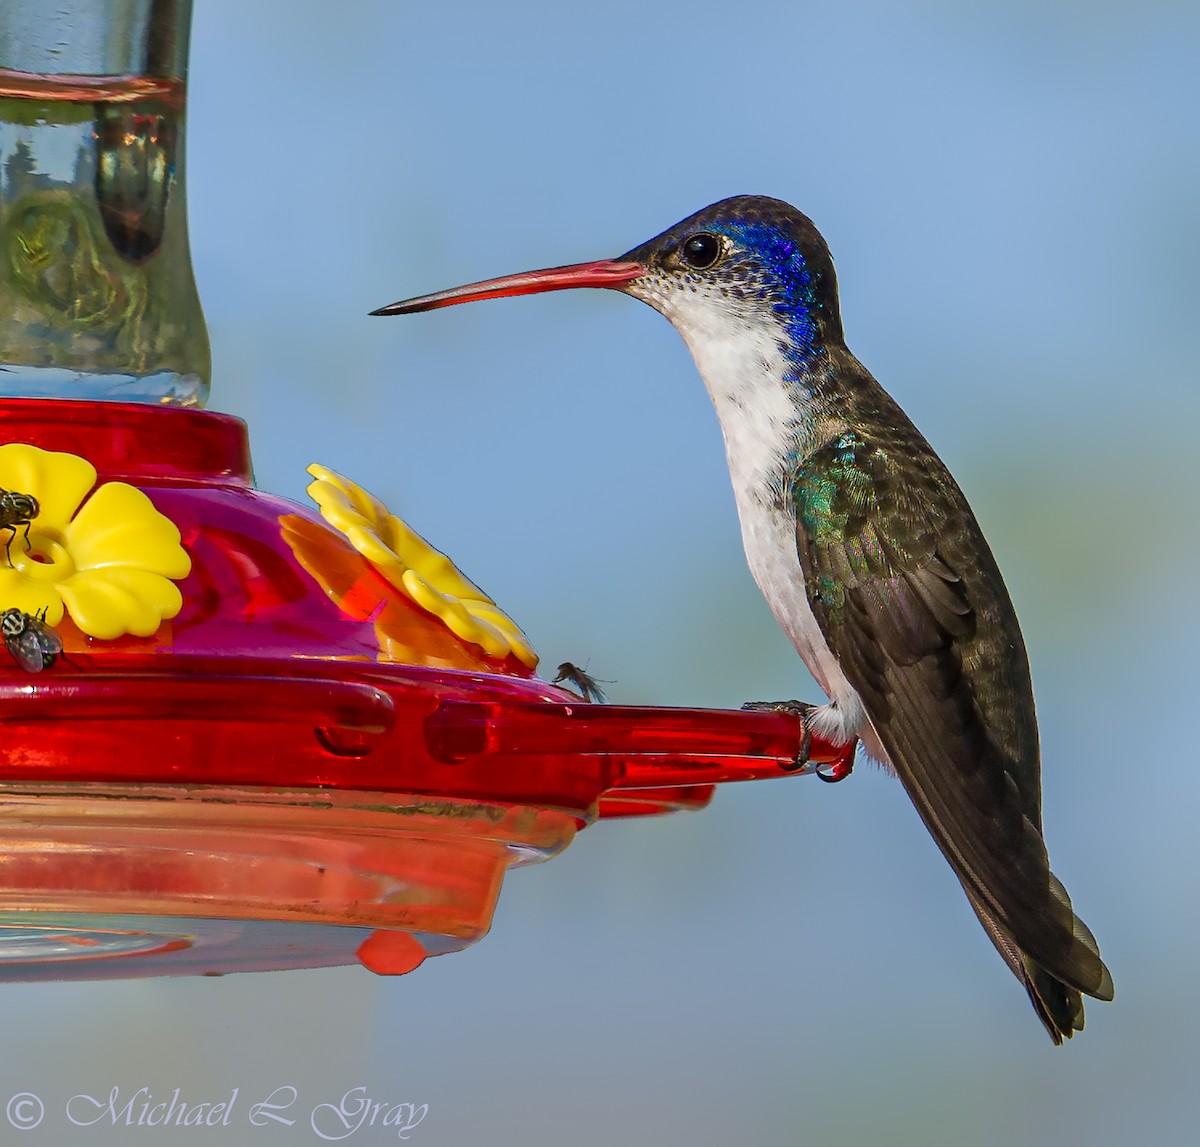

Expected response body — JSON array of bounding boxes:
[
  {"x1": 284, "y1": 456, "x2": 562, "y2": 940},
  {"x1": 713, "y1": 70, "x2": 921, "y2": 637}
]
[{"x1": 661, "y1": 299, "x2": 813, "y2": 497}]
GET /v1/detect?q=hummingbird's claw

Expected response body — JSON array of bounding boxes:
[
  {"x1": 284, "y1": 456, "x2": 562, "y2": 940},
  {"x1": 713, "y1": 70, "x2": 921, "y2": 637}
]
[
  {"x1": 815, "y1": 749, "x2": 855, "y2": 783},
  {"x1": 741, "y1": 699, "x2": 857, "y2": 780},
  {"x1": 740, "y1": 699, "x2": 815, "y2": 773}
]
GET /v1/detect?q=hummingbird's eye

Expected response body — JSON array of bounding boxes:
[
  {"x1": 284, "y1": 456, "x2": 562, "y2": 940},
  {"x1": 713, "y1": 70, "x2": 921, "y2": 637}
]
[{"x1": 679, "y1": 232, "x2": 723, "y2": 270}]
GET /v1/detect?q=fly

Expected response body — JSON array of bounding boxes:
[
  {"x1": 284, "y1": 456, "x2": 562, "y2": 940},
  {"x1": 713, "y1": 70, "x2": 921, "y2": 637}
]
[
  {"x1": 0, "y1": 489, "x2": 39, "y2": 564},
  {"x1": 553, "y1": 661, "x2": 611, "y2": 704},
  {"x1": 1, "y1": 607, "x2": 63, "y2": 672}
]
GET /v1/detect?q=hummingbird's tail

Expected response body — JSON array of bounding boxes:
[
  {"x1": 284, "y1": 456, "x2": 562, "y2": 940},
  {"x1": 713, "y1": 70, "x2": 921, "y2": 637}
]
[
  {"x1": 1021, "y1": 960, "x2": 1085, "y2": 1044},
  {"x1": 961, "y1": 879, "x2": 1113, "y2": 1045}
]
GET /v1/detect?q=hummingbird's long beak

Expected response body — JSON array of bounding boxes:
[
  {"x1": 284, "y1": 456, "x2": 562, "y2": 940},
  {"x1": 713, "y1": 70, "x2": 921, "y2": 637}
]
[{"x1": 370, "y1": 259, "x2": 645, "y2": 315}]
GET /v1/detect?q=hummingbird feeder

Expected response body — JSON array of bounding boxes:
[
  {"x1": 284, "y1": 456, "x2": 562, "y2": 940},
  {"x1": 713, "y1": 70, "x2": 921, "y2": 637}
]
[{"x1": 0, "y1": 0, "x2": 849, "y2": 981}]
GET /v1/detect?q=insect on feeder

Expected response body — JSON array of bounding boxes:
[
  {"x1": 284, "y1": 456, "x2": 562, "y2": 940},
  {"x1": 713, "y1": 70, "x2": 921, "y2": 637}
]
[{"x1": 0, "y1": 0, "x2": 847, "y2": 981}]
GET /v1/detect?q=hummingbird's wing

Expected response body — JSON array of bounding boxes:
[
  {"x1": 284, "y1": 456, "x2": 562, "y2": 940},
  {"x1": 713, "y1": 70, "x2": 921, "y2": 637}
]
[{"x1": 792, "y1": 417, "x2": 1113, "y2": 1039}]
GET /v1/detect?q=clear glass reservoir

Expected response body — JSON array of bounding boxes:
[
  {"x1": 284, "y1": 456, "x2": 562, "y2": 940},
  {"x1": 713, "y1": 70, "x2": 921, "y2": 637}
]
[{"x1": 0, "y1": 0, "x2": 209, "y2": 405}]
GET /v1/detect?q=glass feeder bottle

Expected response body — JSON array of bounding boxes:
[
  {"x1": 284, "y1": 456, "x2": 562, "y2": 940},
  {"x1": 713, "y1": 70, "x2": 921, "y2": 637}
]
[{"x1": 0, "y1": 0, "x2": 209, "y2": 406}]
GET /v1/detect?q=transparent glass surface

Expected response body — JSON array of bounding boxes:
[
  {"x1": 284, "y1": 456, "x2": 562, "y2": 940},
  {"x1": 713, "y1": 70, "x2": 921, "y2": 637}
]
[{"x1": 0, "y1": 0, "x2": 209, "y2": 405}]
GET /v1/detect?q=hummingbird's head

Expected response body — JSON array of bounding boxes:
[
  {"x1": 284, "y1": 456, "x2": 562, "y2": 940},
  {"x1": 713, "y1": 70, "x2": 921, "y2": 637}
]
[
  {"x1": 372, "y1": 196, "x2": 842, "y2": 355},
  {"x1": 614, "y1": 196, "x2": 844, "y2": 355}
]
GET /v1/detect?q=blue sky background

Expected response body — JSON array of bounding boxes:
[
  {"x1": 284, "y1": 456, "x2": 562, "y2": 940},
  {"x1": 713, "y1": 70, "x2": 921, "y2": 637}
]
[{"x1": 10, "y1": 1, "x2": 1200, "y2": 1143}]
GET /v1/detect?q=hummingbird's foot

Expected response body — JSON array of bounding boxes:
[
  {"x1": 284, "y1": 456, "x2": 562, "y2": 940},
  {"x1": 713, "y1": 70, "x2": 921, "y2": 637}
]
[
  {"x1": 816, "y1": 739, "x2": 856, "y2": 784},
  {"x1": 740, "y1": 699, "x2": 857, "y2": 781},
  {"x1": 741, "y1": 699, "x2": 815, "y2": 773}
]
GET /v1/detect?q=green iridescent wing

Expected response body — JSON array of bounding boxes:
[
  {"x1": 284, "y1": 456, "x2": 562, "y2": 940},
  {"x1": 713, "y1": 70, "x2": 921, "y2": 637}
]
[{"x1": 793, "y1": 424, "x2": 1112, "y2": 1012}]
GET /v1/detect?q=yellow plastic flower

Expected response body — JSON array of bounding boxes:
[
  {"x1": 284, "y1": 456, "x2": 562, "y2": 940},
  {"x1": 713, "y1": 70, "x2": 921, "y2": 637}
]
[
  {"x1": 306, "y1": 463, "x2": 537, "y2": 668},
  {"x1": 0, "y1": 443, "x2": 191, "y2": 639}
]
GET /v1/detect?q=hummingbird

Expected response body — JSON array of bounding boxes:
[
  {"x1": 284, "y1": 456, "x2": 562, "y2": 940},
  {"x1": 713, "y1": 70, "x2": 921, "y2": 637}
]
[{"x1": 372, "y1": 195, "x2": 1113, "y2": 1043}]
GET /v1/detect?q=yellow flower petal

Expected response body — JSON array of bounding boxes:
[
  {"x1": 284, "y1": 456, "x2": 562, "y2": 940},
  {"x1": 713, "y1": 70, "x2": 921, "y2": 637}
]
[
  {"x1": 463, "y1": 603, "x2": 538, "y2": 668},
  {"x1": 63, "y1": 482, "x2": 191, "y2": 577},
  {"x1": 58, "y1": 567, "x2": 184, "y2": 639},
  {"x1": 390, "y1": 518, "x2": 487, "y2": 601},
  {"x1": 307, "y1": 463, "x2": 392, "y2": 529},
  {"x1": 344, "y1": 522, "x2": 402, "y2": 575},
  {"x1": 0, "y1": 567, "x2": 65, "y2": 624},
  {"x1": 0, "y1": 443, "x2": 96, "y2": 530},
  {"x1": 402, "y1": 569, "x2": 512, "y2": 660},
  {"x1": 307, "y1": 463, "x2": 538, "y2": 668}
]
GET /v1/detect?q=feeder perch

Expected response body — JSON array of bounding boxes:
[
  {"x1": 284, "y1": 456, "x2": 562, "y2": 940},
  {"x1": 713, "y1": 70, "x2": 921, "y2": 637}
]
[{"x1": 0, "y1": 2, "x2": 850, "y2": 981}]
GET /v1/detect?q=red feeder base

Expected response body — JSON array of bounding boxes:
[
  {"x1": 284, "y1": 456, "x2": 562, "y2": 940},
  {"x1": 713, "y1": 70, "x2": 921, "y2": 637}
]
[{"x1": 0, "y1": 400, "x2": 845, "y2": 979}]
